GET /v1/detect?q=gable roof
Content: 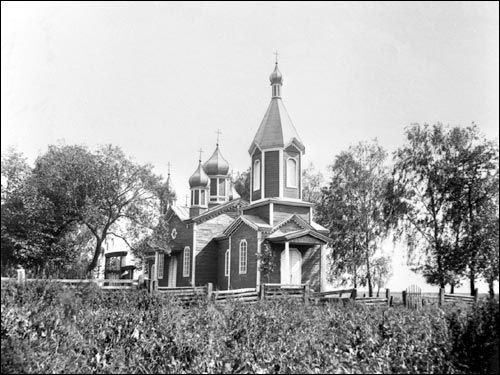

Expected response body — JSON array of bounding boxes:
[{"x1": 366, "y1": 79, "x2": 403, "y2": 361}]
[
  {"x1": 266, "y1": 229, "x2": 332, "y2": 244},
  {"x1": 271, "y1": 214, "x2": 313, "y2": 233},
  {"x1": 188, "y1": 198, "x2": 248, "y2": 224},
  {"x1": 216, "y1": 214, "x2": 272, "y2": 240},
  {"x1": 170, "y1": 205, "x2": 190, "y2": 221}
]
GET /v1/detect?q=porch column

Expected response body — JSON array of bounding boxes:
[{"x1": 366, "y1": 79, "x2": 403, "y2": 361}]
[{"x1": 284, "y1": 241, "x2": 290, "y2": 284}]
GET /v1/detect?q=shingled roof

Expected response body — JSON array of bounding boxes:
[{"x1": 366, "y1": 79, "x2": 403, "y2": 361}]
[{"x1": 248, "y1": 98, "x2": 305, "y2": 155}]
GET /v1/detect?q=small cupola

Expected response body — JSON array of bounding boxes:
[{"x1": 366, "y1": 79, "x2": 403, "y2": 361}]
[{"x1": 189, "y1": 151, "x2": 210, "y2": 217}]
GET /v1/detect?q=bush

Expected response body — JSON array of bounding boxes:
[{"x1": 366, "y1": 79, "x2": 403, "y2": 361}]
[{"x1": 1, "y1": 281, "x2": 498, "y2": 373}]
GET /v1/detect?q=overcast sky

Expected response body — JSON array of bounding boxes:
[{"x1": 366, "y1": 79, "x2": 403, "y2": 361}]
[{"x1": 2, "y1": 1, "x2": 499, "y2": 291}]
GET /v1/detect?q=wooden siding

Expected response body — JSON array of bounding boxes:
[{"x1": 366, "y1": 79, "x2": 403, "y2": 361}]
[
  {"x1": 243, "y1": 204, "x2": 270, "y2": 224},
  {"x1": 301, "y1": 245, "x2": 321, "y2": 291},
  {"x1": 264, "y1": 150, "x2": 280, "y2": 198},
  {"x1": 165, "y1": 213, "x2": 193, "y2": 286},
  {"x1": 251, "y1": 150, "x2": 262, "y2": 201},
  {"x1": 283, "y1": 148, "x2": 301, "y2": 199},
  {"x1": 273, "y1": 203, "x2": 310, "y2": 225},
  {"x1": 195, "y1": 214, "x2": 234, "y2": 255},
  {"x1": 195, "y1": 240, "x2": 218, "y2": 286},
  {"x1": 229, "y1": 224, "x2": 257, "y2": 289},
  {"x1": 217, "y1": 238, "x2": 229, "y2": 290}
]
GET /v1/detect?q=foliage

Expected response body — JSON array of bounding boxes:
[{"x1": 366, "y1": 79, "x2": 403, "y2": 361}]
[
  {"x1": 256, "y1": 241, "x2": 276, "y2": 283},
  {"x1": 232, "y1": 168, "x2": 250, "y2": 202},
  {"x1": 2, "y1": 281, "x2": 498, "y2": 374},
  {"x1": 1, "y1": 144, "x2": 164, "y2": 276},
  {"x1": 371, "y1": 256, "x2": 393, "y2": 296},
  {"x1": 317, "y1": 140, "x2": 391, "y2": 295},
  {"x1": 388, "y1": 123, "x2": 499, "y2": 292},
  {"x1": 302, "y1": 162, "x2": 324, "y2": 206}
]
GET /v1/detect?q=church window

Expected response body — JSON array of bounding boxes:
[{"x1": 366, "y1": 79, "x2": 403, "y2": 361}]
[
  {"x1": 253, "y1": 160, "x2": 261, "y2": 191},
  {"x1": 286, "y1": 158, "x2": 298, "y2": 188},
  {"x1": 210, "y1": 178, "x2": 217, "y2": 195},
  {"x1": 158, "y1": 253, "x2": 164, "y2": 279},
  {"x1": 224, "y1": 249, "x2": 230, "y2": 277},
  {"x1": 219, "y1": 178, "x2": 226, "y2": 196},
  {"x1": 239, "y1": 240, "x2": 247, "y2": 274},
  {"x1": 200, "y1": 190, "x2": 206, "y2": 206},
  {"x1": 183, "y1": 246, "x2": 190, "y2": 277},
  {"x1": 194, "y1": 190, "x2": 199, "y2": 205}
]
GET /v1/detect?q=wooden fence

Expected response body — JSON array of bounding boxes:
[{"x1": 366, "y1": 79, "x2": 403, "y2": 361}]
[
  {"x1": 1, "y1": 277, "x2": 139, "y2": 290},
  {"x1": 439, "y1": 288, "x2": 478, "y2": 306},
  {"x1": 214, "y1": 287, "x2": 259, "y2": 304}
]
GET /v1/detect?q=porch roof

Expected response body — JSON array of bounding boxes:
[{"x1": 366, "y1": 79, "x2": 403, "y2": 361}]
[{"x1": 266, "y1": 229, "x2": 331, "y2": 245}]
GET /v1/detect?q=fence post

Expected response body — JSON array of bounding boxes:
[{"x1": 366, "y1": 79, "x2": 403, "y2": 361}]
[
  {"x1": 385, "y1": 288, "x2": 390, "y2": 306},
  {"x1": 16, "y1": 266, "x2": 25, "y2": 285},
  {"x1": 260, "y1": 284, "x2": 266, "y2": 300},
  {"x1": 304, "y1": 284, "x2": 310, "y2": 305},
  {"x1": 473, "y1": 288, "x2": 479, "y2": 303},
  {"x1": 438, "y1": 288, "x2": 444, "y2": 307},
  {"x1": 350, "y1": 288, "x2": 357, "y2": 300},
  {"x1": 207, "y1": 283, "x2": 213, "y2": 301},
  {"x1": 402, "y1": 290, "x2": 407, "y2": 307}
]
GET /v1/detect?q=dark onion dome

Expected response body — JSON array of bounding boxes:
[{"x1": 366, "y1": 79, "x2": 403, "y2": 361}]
[
  {"x1": 269, "y1": 63, "x2": 283, "y2": 85},
  {"x1": 203, "y1": 145, "x2": 230, "y2": 176},
  {"x1": 189, "y1": 161, "x2": 210, "y2": 188}
]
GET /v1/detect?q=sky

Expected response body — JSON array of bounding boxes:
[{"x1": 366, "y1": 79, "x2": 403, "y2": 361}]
[{"x1": 2, "y1": 1, "x2": 499, "y2": 293}]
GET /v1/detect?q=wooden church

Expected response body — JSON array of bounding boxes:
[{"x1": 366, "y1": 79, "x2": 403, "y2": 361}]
[{"x1": 145, "y1": 61, "x2": 331, "y2": 291}]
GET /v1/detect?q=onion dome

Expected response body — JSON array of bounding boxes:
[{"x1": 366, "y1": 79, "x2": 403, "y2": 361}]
[
  {"x1": 203, "y1": 145, "x2": 230, "y2": 176},
  {"x1": 189, "y1": 161, "x2": 210, "y2": 188},
  {"x1": 269, "y1": 62, "x2": 283, "y2": 85}
]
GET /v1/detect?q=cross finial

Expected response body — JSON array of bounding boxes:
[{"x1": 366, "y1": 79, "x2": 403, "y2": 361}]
[
  {"x1": 274, "y1": 50, "x2": 279, "y2": 64},
  {"x1": 198, "y1": 148, "x2": 203, "y2": 162},
  {"x1": 215, "y1": 129, "x2": 222, "y2": 146}
]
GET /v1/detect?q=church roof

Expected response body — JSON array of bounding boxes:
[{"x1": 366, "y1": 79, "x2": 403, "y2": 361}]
[
  {"x1": 248, "y1": 98, "x2": 305, "y2": 155},
  {"x1": 266, "y1": 229, "x2": 332, "y2": 244},
  {"x1": 189, "y1": 161, "x2": 210, "y2": 188},
  {"x1": 188, "y1": 198, "x2": 248, "y2": 224},
  {"x1": 171, "y1": 205, "x2": 190, "y2": 221},
  {"x1": 203, "y1": 145, "x2": 230, "y2": 176}
]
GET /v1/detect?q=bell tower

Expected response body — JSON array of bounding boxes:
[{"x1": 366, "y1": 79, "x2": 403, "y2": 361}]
[{"x1": 248, "y1": 59, "x2": 305, "y2": 203}]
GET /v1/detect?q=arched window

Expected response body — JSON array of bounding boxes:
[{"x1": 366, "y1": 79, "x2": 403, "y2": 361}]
[
  {"x1": 253, "y1": 160, "x2": 261, "y2": 191},
  {"x1": 183, "y1": 246, "x2": 190, "y2": 277},
  {"x1": 224, "y1": 249, "x2": 230, "y2": 277},
  {"x1": 239, "y1": 240, "x2": 247, "y2": 274},
  {"x1": 286, "y1": 158, "x2": 298, "y2": 187}
]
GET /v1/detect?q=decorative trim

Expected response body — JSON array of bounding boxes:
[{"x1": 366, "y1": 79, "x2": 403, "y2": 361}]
[
  {"x1": 262, "y1": 151, "x2": 266, "y2": 198},
  {"x1": 256, "y1": 232, "x2": 261, "y2": 287},
  {"x1": 269, "y1": 202, "x2": 274, "y2": 226},
  {"x1": 279, "y1": 149, "x2": 284, "y2": 198}
]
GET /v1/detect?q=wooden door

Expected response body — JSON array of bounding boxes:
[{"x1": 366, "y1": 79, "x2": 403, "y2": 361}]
[
  {"x1": 167, "y1": 256, "x2": 177, "y2": 287},
  {"x1": 281, "y1": 248, "x2": 302, "y2": 284}
]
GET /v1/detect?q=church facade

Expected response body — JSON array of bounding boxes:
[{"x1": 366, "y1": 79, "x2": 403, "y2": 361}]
[{"x1": 145, "y1": 61, "x2": 332, "y2": 291}]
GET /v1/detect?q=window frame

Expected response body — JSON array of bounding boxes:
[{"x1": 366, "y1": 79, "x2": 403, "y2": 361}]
[
  {"x1": 253, "y1": 159, "x2": 261, "y2": 191},
  {"x1": 157, "y1": 253, "x2": 164, "y2": 279},
  {"x1": 286, "y1": 157, "x2": 298, "y2": 188},
  {"x1": 224, "y1": 249, "x2": 230, "y2": 277},
  {"x1": 183, "y1": 246, "x2": 190, "y2": 277},
  {"x1": 239, "y1": 239, "x2": 247, "y2": 274}
]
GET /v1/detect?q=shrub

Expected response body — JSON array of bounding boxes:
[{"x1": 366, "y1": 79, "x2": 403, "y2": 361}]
[{"x1": 1, "y1": 281, "x2": 498, "y2": 374}]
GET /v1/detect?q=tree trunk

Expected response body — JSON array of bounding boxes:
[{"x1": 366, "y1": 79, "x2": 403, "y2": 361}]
[
  {"x1": 450, "y1": 282, "x2": 455, "y2": 294},
  {"x1": 87, "y1": 237, "x2": 104, "y2": 276},
  {"x1": 488, "y1": 276, "x2": 495, "y2": 299},
  {"x1": 469, "y1": 268, "x2": 476, "y2": 296},
  {"x1": 366, "y1": 251, "x2": 373, "y2": 297}
]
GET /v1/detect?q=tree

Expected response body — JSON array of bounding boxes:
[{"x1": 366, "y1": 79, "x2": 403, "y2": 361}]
[
  {"x1": 256, "y1": 241, "x2": 276, "y2": 283},
  {"x1": 316, "y1": 140, "x2": 390, "y2": 296},
  {"x1": 371, "y1": 256, "x2": 392, "y2": 297},
  {"x1": 233, "y1": 168, "x2": 250, "y2": 201},
  {"x1": 302, "y1": 162, "x2": 324, "y2": 206},
  {"x1": 388, "y1": 123, "x2": 499, "y2": 293}
]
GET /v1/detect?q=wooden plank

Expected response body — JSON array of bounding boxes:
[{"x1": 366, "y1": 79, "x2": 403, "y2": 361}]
[
  {"x1": 215, "y1": 288, "x2": 257, "y2": 295},
  {"x1": 216, "y1": 292, "x2": 259, "y2": 299},
  {"x1": 444, "y1": 294, "x2": 474, "y2": 300}
]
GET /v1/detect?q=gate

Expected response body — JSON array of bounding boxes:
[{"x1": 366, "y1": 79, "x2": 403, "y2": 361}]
[{"x1": 403, "y1": 284, "x2": 422, "y2": 310}]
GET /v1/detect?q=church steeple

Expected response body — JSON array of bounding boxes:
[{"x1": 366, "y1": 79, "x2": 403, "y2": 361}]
[
  {"x1": 248, "y1": 58, "x2": 305, "y2": 202},
  {"x1": 270, "y1": 52, "x2": 283, "y2": 98},
  {"x1": 188, "y1": 149, "x2": 210, "y2": 217},
  {"x1": 204, "y1": 130, "x2": 231, "y2": 207}
]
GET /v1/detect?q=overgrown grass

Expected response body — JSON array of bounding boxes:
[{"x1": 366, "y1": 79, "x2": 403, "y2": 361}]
[{"x1": 1, "y1": 281, "x2": 498, "y2": 374}]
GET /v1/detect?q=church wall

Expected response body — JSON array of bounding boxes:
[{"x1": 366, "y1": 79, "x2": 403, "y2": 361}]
[
  {"x1": 264, "y1": 150, "x2": 280, "y2": 198},
  {"x1": 243, "y1": 204, "x2": 270, "y2": 224},
  {"x1": 300, "y1": 244, "x2": 321, "y2": 291},
  {"x1": 283, "y1": 147, "x2": 301, "y2": 199},
  {"x1": 195, "y1": 240, "x2": 218, "y2": 287},
  {"x1": 251, "y1": 149, "x2": 262, "y2": 201},
  {"x1": 272, "y1": 204, "x2": 310, "y2": 225},
  {"x1": 217, "y1": 238, "x2": 229, "y2": 290},
  {"x1": 229, "y1": 224, "x2": 257, "y2": 289}
]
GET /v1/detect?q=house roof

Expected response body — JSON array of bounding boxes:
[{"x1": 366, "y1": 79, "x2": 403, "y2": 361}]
[
  {"x1": 311, "y1": 220, "x2": 329, "y2": 234},
  {"x1": 248, "y1": 98, "x2": 305, "y2": 155},
  {"x1": 171, "y1": 205, "x2": 190, "y2": 221}
]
